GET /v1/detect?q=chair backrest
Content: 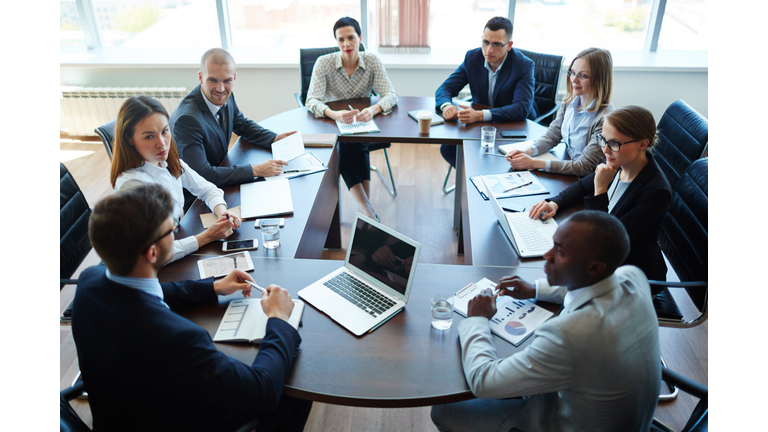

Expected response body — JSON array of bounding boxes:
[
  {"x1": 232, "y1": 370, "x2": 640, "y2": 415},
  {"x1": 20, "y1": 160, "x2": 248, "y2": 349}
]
[
  {"x1": 516, "y1": 48, "x2": 564, "y2": 120},
  {"x1": 654, "y1": 100, "x2": 708, "y2": 190},
  {"x1": 60, "y1": 163, "x2": 92, "y2": 285},
  {"x1": 298, "y1": 44, "x2": 367, "y2": 106},
  {"x1": 658, "y1": 157, "x2": 708, "y2": 311},
  {"x1": 95, "y1": 119, "x2": 117, "y2": 161}
]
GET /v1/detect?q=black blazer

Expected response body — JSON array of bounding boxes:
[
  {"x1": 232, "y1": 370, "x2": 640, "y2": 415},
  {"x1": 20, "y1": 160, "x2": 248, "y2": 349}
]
[
  {"x1": 71, "y1": 266, "x2": 301, "y2": 431},
  {"x1": 170, "y1": 85, "x2": 278, "y2": 187},
  {"x1": 435, "y1": 47, "x2": 537, "y2": 122},
  {"x1": 550, "y1": 151, "x2": 672, "y2": 281}
]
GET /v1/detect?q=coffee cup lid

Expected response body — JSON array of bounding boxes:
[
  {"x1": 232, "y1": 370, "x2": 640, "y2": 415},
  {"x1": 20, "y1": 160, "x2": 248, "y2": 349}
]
[{"x1": 416, "y1": 110, "x2": 433, "y2": 120}]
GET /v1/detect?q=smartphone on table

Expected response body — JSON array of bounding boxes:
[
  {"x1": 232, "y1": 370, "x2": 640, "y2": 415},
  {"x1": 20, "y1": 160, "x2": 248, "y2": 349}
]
[{"x1": 222, "y1": 239, "x2": 258, "y2": 252}]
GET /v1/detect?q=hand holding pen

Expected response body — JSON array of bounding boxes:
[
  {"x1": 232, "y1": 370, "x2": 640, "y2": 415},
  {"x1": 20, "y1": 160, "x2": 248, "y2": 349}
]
[{"x1": 247, "y1": 281, "x2": 295, "y2": 321}]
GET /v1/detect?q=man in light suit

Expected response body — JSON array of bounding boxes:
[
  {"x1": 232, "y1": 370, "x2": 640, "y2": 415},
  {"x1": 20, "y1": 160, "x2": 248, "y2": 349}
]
[
  {"x1": 431, "y1": 210, "x2": 661, "y2": 432},
  {"x1": 71, "y1": 183, "x2": 311, "y2": 431},
  {"x1": 435, "y1": 16, "x2": 537, "y2": 167},
  {"x1": 170, "y1": 48, "x2": 295, "y2": 187}
]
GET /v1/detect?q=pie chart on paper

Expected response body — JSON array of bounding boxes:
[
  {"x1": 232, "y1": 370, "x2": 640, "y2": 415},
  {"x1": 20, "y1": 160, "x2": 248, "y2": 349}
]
[{"x1": 505, "y1": 321, "x2": 526, "y2": 336}]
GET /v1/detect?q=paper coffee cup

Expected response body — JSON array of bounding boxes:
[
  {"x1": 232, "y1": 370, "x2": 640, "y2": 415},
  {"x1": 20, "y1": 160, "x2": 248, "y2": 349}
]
[{"x1": 416, "y1": 110, "x2": 433, "y2": 134}]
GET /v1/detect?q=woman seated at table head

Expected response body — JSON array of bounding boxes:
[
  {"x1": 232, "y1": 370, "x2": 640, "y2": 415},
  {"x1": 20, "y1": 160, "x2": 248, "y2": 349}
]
[
  {"x1": 528, "y1": 105, "x2": 672, "y2": 291},
  {"x1": 304, "y1": 16, "x2": 399, "y2": 222},
  {"x1": 110, "y1": 95, "x2": 240, "y2": 263},
  {"x1": 506, "y1": 47, "x2": 614, "y2": 176}
]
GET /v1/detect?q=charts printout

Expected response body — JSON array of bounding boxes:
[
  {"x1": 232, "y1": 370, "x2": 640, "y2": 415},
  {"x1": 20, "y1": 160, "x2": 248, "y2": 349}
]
[
  {"x1": 335, "y1": 119, "x2": 380, "y2": 135},
  {"x1": 479, "y1": 171, "x2": 549, "y2": 199},
  {"x1": 454, "y1": 278, "x2": 554, "y2": 346}
]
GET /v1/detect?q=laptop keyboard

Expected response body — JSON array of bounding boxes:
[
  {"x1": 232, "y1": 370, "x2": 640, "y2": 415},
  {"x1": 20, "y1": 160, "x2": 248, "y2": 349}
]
[
  {"x1": 323, "y1": 272, "x2": 396, "y2": 317},
  {"x1": 509, "y1": 213, "x2": 553, "y2": 252}
]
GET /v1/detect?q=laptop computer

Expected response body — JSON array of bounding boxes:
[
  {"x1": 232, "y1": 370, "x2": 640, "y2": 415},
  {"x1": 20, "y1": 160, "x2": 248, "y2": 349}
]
[
  {"x1": 298, "y1": 214, "x2": 421, "y2": 336},
  {"x1": 481, "y1": 176, "x2": 558, "y2": 258}
]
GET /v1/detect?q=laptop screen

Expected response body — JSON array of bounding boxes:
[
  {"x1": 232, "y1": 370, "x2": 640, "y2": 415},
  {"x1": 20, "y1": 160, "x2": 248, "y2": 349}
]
[{"x1": 347, "y1": 217, "x2": 418, "y2": 296}]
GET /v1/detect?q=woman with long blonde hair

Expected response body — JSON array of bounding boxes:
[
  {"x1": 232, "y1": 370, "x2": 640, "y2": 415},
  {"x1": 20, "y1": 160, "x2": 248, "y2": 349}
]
[
  {"x1": 506, "y1": 47, "x2": 614, "y2": 176},
  {"x1": 111, "y1": 95, "x2": 239, "y2": 263}
]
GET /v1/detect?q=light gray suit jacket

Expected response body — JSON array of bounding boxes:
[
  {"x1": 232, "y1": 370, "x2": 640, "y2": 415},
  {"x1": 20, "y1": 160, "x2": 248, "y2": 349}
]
[
  {"x1": 458, "y1": 266, "x2": 661, "y2": 432},
  {"x1": 531, "y1": 102, "x2": 613, "y2": 176}
]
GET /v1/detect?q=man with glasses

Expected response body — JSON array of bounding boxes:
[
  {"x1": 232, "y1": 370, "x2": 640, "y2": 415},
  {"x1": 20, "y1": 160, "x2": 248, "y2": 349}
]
[
  {"x1": 71, "y1": 184, "x2": 311, "y2": 431},
  {"x1": 435, "y1": 16, "x2": 536, "y2": 168}
]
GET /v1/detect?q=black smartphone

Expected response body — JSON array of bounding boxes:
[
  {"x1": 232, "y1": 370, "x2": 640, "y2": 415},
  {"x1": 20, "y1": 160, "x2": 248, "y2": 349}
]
[{"x1": 500, "y1": 130, "x2": 527, "y2": 139}]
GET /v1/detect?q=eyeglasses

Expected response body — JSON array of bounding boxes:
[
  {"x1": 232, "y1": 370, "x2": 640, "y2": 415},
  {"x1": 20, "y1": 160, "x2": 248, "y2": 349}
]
[
  {"x1": 596, "y1": 133, "x2": 638, "y2": 152},
  {"x1": 143, "y1": 220, "x2": 179, "y2": 254},
  {"x1": 481, "y1": 39, "x2": 509, "y2": 49},
  {"x1": 567, "y1": 70, "x2": 590, "y2": 81}
]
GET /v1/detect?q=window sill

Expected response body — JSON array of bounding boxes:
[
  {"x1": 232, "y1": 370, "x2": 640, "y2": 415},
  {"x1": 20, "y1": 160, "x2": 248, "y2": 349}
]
[{"x1": 60, "y1": 46, "x2": 707, "y2": 72}]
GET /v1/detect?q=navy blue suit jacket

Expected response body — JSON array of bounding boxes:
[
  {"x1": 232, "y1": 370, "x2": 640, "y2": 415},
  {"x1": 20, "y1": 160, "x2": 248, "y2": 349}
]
[
  {"x1": 71, "y1": 266, "x2": 301, "y2": 431},
  {"x1": 550, "y1": 151, "x2": 672, "y2": 281},
  {"x1": 170, "y1": 85, "x2": 277, "y2": 187},
  {"x1": 435, "y1": 48, "x2": 537, "y2": 123}
]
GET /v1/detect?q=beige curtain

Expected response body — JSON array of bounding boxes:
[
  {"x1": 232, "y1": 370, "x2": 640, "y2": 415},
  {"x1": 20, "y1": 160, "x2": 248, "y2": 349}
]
[{"x1": 379, "y1": 0, "x2": 430, "y2": 48}]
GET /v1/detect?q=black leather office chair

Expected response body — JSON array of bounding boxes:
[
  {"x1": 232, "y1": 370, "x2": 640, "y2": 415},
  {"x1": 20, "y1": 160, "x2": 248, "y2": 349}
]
[
  {"x1": 60, "y1": 380, "x2": 261, "y2": 432},
  {"x1": 442, "y1": 48, "x2": 564, "y2": 194},
  {"x1": 651, "y1": 367, "x2": 708, "y2": 432},
  {"x1": 654, "y1": 100, "x2": 708, "y2": 190},
  {"x1": 60, "y1": 163, "x2": 93, "y2": 322},
  {"x1": 648, "y1": 157, "x2": 708, "y2": 401},
  {"x1": 295, "y1": 46, "x2": 397, "y2": 198},
  {"x1": 517, "y1": 48, "x2": 565, "y2": 127},
  {"x1": 94, "y1": 119, "x2": 117, "y2": 161}
]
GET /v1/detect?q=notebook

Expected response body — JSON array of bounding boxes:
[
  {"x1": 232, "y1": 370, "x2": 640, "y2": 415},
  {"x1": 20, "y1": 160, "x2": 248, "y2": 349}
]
[
  {"x1": 407, "y1": 110, "x2": 445, "y2": 126},
  {"x1": 298, "y1": 213, "x2": 421, "y2": 336},
  {"x1": 482, "y1": 176, "x2": 558, "y2": 258},
  {"x1": 498, "y1": 140, "x2": 558, "y2": 162},
  {"x1": 213, "y1": 299, "x2": 305, "y2": 344},
  {"x1": 240, "y1": 179, "x2": 293, "y2": 219},
  {"x1": 336, "y1": 119, "x2": 380, "y2": 135}
]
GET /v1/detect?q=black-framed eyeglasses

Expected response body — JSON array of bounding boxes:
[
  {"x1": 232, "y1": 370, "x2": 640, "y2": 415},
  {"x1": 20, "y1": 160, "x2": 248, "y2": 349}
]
[
  {"x1": 596, "y1": 133, "x2": 638, "y2": 152},
  {"x1": 143, "y1": 220, "x2": 179, "y2": 253},
  {"x1": 567, "y1": 70, "x2": 591, "y2": 81},
  {"x1": 481, "y1": 39, "x2": 509, "y2": 49}
]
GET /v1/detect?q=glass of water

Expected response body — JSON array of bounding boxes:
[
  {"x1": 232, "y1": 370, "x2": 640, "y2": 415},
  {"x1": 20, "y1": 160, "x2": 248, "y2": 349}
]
[
  {"x1": 261, "y1": 222, "x2": 280, "y2": 249},
  {"x1": 431, "y1": 294, "x2": 454, "y2": 330},
  {"x1": 480, "y1": 126, "x2": 496, "y2": 148}
]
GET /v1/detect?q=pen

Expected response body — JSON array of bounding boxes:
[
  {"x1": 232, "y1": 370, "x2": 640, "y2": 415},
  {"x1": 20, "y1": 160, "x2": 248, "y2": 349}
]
[
  {"x1": 246, "y1": 280, "x2": 267, "y2": 294},
  {"x1": 485, "y1": 153, "x2": 507, "y2": 158},
  {"x1": 348, "y1": 104, "x2": 357, "y2": 122},
  {"x1": 284, "y1": 169, "x2": 311, "y2": 174},
  {"x1": 503, "y1": 181, "x2": 533, "y2": 193}
]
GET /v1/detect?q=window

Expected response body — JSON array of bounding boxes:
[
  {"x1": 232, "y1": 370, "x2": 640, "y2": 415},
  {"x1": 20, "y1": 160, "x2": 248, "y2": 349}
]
[
  {"x1": 60, "y1": 0, "x2": 85, "y2": 47},
  {"x1": 512, "y1": 0, "x2": 653, "y2": 51},
  {"x1": 93, "y1": 0, "x2": 220, "y2": 48},
  {"x1": 227, "y1": 0, "x2": 361, "y2": 49},
  {"x1": 428, "y1": 0, "x2": 508, "y2": 55},
  {"x1": 657, "y1": 0, "x2": 707, "y2": 50}
]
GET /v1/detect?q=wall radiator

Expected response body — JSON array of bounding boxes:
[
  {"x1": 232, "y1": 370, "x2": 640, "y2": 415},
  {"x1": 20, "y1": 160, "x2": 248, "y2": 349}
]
[{"x1": 60, "y1": 86, "x2": 189, "y2": 136}]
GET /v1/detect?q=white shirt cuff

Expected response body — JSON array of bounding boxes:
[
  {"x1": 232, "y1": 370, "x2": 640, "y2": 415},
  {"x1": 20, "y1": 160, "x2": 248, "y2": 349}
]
[
  {"x1": 483, "y1": 109, "x2": 492, "y2": 122},
  {"x1": 440, "y1": 102, "x2": 452, "y2": 112},
  {"x1": 545, "y1": 160, "x2": 552, "y2": 172}
]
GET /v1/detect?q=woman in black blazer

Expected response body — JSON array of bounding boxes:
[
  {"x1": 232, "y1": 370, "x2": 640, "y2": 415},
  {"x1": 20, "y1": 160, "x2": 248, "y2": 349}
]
[{"x1": 529, "y1": 106, "x2": 672, "y2": 292}]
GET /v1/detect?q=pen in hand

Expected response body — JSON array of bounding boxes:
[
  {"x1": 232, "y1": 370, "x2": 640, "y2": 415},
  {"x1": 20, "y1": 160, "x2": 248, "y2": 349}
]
[
  {"x1": 503, "y1": 181, "x2": 533, "y2": 193},
  {"x1": 246, "y1": 280, "x2": 268, "y2": 294},
  {"x1": 348, "y1": 105, "x2": 357, "y2": 122}
]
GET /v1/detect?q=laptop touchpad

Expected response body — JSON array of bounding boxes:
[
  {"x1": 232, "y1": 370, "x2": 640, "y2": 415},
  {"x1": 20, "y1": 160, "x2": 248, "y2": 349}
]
[{"x1": 320, "y1": 296, "x2": 353, "y2": 319}]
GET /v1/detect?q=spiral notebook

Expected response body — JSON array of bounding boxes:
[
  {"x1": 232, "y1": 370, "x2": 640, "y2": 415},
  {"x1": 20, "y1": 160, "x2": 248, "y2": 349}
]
[{"x1": 336, "y1": 119, "x2": 380, "y2": 135}]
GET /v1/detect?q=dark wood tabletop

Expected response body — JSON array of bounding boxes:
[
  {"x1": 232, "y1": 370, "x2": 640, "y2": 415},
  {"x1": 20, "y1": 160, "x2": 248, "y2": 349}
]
[{"x1": 160, "y1": 255, "x2": 557, "y2": 408}]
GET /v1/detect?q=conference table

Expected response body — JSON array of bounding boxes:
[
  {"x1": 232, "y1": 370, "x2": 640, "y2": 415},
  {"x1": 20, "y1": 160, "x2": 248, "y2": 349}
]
[{"x1": 160, "y1": 96, "x2": 583, "y2": 408}]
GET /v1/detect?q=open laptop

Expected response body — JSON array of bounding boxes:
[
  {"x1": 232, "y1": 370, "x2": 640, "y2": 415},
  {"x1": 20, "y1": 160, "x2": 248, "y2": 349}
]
[
  {"x1": 482, "y1": 176, "x2": 558, "y2": 258},
  {"x1": 298, "y1": 214, "x2": 421, "y2": 336}
]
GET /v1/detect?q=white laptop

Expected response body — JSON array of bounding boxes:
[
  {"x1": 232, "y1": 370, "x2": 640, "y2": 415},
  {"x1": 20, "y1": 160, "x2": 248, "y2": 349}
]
[
  {"x1": 482, "y1": 176, "x2": 558, "y2": 258},
  {"x1": 298, "y1": 214, "x2": 421, "y2": 336}
]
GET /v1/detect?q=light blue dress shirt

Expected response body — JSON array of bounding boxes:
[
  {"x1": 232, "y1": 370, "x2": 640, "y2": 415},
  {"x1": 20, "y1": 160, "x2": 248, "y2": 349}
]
[
  {"x1": 106, "y1": 269, "x2": 170, "y2": 309},
  {"x1": 481, "y1": 54, "x2": 508, "y2": 121}
]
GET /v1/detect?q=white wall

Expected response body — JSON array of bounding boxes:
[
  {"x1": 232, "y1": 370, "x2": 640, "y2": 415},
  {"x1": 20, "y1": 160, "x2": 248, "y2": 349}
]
[{"x1": 60, "y1": 66, "x2": 707, "y2": 129}]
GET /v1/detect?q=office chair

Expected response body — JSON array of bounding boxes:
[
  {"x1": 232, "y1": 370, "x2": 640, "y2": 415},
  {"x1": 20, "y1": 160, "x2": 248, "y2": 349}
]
[
  {"x1": 295, "y1": 46, "x2": 397, "y2": 198},
  {"x1": 60, "y1": 380, "x2": 261, "y2": 432},
  {"x1": 442, "y1": 48, "x2": 564, "y2": 194},
  {"x1": 648, "y1": 157, "x2": 708, "y2": 400},
  {"x1": 94, "y1": 119, "x2": 117, "y2": 161},
  {"x1": 653, "y1": 100, "x2": 708, "y2": 190},
  {"x1": 651, "y1": 366, "x2": 708, "y2": 432},
  {"x1": 60, "y1": 163, "x2": 93, "y2": 322}
]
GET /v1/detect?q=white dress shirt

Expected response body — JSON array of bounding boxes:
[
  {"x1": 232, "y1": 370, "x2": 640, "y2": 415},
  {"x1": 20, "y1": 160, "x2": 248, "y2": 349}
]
[{"x1": 114, "y1": 159, "x2": 227, "y2": 262}]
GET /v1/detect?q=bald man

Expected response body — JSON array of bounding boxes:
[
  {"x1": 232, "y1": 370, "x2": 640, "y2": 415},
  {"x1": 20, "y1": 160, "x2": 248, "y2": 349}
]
[
  {"x1": 170, "y1": 48, "x2": 296, "y2": 188},
  {"x1": 431, "y1": 210, "x2": 661, "y2": 432}
]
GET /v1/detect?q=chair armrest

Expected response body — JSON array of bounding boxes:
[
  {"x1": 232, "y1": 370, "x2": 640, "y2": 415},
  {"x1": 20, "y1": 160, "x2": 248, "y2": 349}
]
[
  {"x1": 61, "y1": 279, "x2": 78, "y2": 286},
  {"x1": 534, "y1": 103, "x2": 560, "y2": 125},
  {"x1": 648, "y1": 281, "x2": 707, "y2": 289},
  {"x1": 294, "y1": 92, "x2": 304, "y2": 108},
  {"x1": 61, "y1": 380, "x2": 86, "y2": 402},
  {"x1": 662, "y1": 366, "x2": 707, "y2": 399}
]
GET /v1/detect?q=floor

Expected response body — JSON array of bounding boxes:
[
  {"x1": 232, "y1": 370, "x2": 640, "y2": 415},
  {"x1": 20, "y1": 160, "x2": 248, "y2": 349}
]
[{"x1": 60, "y1": 137, "x2": 707, "y2": 431}]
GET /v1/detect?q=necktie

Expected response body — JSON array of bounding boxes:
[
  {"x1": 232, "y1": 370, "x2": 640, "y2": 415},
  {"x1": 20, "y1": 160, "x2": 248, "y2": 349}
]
[{"x1": 218, "y1": 105, "x2": 227, "y2": 131}]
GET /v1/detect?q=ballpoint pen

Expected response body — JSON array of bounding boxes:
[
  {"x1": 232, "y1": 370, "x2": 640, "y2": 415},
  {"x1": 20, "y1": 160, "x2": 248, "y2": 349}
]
[
  {"x1": 246, "y1": 280, "x2": 267, "y2": 294},
  {"x1": 348, "y1": 104, "x2": 357, "y2": 122},
  {"x1": 485, "y1": 153, "x2": 507, "y2": 158},
  {"x1": 503, "y1": 181, "x2": 533, "y2": 193}
]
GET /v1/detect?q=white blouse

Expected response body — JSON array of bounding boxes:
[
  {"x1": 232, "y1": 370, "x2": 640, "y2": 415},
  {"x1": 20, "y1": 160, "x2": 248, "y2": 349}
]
[{"x1": 115, "y1": 159, "x2": 227, "y2": 262}]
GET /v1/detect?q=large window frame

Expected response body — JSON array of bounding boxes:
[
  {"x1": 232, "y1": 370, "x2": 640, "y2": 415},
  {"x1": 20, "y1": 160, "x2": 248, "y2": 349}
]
[{"x1": 69, "y1": 0, "x2": 674, "y2": 53}]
